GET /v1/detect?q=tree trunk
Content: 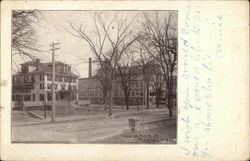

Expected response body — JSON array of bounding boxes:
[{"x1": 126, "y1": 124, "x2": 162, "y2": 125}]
[
  {"x1": 125, "y1": 95, "x2": 129, "y2": 110},
  {"x1": 156, "y1": 90, "x2": 160, "y2": 108},
  {"x1": 126, "y1": 103, "x2": 129, "y2": 111},
  {"x1": 146, "y1": 85, "x2": 149, "y2": 110},
  {"x1": 167, "y1": 76, "x2": 173, "y2": 118},
  {"x1": 108, "y1": 88, "x2": 112, "y2": 116},
  {"x1": 68, "y1": 100, "x2": 70, "y2": 109},
  {"x1": 104, "y1": 95, "x2": 107, "y2": 111}
]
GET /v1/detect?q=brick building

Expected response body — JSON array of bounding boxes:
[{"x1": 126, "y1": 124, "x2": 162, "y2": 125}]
[
  {"x1": 79, "y1": 76, "x2": 148, "y2": 105},
  {"x1": 78, "y1": 58, "x2": 177, "y2": 106}
]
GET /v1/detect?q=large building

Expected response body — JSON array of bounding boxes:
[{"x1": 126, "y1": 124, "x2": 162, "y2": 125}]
[
  {"x1": 12, "y1": 59, "x2": 79, "y2": 106},
  {"x1": 78, "y1": 58, "x2": 177, "y2": 106},
  {"x1": 79, "y1": 76, "x2": 147, "y2": 105}
]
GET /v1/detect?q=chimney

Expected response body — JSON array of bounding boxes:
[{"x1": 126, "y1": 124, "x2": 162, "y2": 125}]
[
  {"x1": 89, "y1": 57, "x2": 92, "y2": 78},
  {"x1": 36, "y1": 59, "x2": 40, "y2": 71}
]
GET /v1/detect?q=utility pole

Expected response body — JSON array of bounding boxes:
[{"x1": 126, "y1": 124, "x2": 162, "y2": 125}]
[{"x1": 49, "y1": 42, "x2": 60, "y2": 122}]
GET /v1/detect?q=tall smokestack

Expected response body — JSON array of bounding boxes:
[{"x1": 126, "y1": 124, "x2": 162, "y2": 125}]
[
  {"x1": 36, "y1": 59, "x2": 40, "y2": 71},
  {"x1": 89, "y1": 57, "x2": 92, "y2": 78}
]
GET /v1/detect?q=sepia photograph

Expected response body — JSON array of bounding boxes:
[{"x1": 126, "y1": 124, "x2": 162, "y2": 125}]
[
  {"x1": 1, "y1": 0, "x2": 249, "y2": 160},
  {"x1": 11, "y1": 10, "x2": 178, "y2": 144}
]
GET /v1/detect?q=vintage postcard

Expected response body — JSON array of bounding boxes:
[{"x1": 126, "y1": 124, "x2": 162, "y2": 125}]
[{"x1": 0, "y1": 0, "x2": 249, "y2": 161}]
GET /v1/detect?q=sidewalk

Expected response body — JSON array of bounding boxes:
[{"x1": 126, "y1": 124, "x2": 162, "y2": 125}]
[{"x1": 12, "y1": 107, "x2": 169, "y2": 126}]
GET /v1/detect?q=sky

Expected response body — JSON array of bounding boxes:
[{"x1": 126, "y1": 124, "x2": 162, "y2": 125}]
[{"x1": 12, "y1": 11, "x2": 177, "y2": 78}]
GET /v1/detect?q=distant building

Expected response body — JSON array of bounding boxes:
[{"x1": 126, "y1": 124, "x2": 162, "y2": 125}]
[
  {"x1": 79, "y1": 76, "x2": 147, "y2": 105},
  {"x1": 78, "y1": 58, "x2": 177, "y2": 106},
  {"x1": 12, "y1": 59, "x2": 79, "y2": 104},
  {"x1": 79, "y1": 77, "x2": 103, "y2": 104},
  {"x1": 113, "y1": 76, "x2": 147, "y2": 105}
]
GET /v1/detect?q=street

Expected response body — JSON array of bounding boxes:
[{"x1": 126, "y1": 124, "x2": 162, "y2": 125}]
[{"x1": 12, "y1": 106, "x2": 176, "y2": 143}]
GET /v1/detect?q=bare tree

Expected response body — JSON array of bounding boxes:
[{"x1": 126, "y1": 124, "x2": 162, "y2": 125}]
[
  {"x1": 114, "y1": 52, "x2": 138, "y2": 110},
  {"x1": 12, "y1": 10, "x2": 42, "y2": 60},
  {"x1": 135, "y1": 42, "x2": 154, "y2": 110},
  {"x1": 151, "y1": 62, "x2": 165, "y2": 108},
  {"x1": 68, "y1": 12, "x2": 138, "y2": 116},
  {"x1": 95, "y1": 66, "x2": 109, "y2": 111},
  {"x1": 139, "y1": 11, "x2": 177, "y2": 117}
]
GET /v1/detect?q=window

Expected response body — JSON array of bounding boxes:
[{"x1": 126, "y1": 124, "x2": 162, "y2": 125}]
[
  {"x1": 15, "y1": 76, "x2": 20, "y2": 83},
  {"x1": 40, "y1": 83, "x2": 44, "y2": 89},
  {"x1": 47, "y1": 84, "x2": 57, "y2": 90},
  {"x1": 24, "y1": 95, "x2": 31, "y2": 101},
  {"x1": 30, "y1": 84, "x2": 34, "y2": 89},
  {"x1": 47, "y1": 74, "x2": 52, "y2": 81},
  {"x1": 40, "y1": 94, "x2": 44, "y2": 101},
  {"x1": 31, "y1": 75, "x2": 35, "y2": 82},
  {"x1": 47, "y1": 84, "x2": 52, "y2": 89},
  {"x1": 40, "y1": 74, "x2": 44, "y2": 81},
  {"x1": 48, "y1": 93, "x2": 52, "y2": 101},
  {"x1": 61, "y1": 84, "x2": 66, "y2": 90},
  {"x1": 24, "y1": 76, "x2": 27, "y2": 82},
  {"x1": 57, "y1": 75, "x2": 62, "y2": 82},
  {"x1": 64, "y1": 76, "x2": 69, "y2": 82},
  {"x1": 13, "y1": 76, "x2": 17, "y2": 84},
  {"x1": 20, "y1": 76, "x2": 24, "y2": 83},
  {"x1": 22, "y1": 65, "x2": 28, "y2": 72},
  {"x1": 15, "y1": 95, "x2": 22, "y2": 101},
  {"x1": 59, "y1": 76, "x2": 63, "y2": 82},
  {"x1": 13, "y1": 85, "x2": 17, "y2": 90},
  {"x1": 32, "y1": 94, "x2": 35, "y2": 101},
  {"x1": 28, "y1": 75, "x2": 32, "y2": 82},
  {"x1": 25, "y1": 84, "x2": 29, "y2": 90}
]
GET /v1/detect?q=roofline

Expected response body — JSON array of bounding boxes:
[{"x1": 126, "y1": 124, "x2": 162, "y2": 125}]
[
  {"x1": 13, "y1": 71, "x2": 79, "y2": 77},
  {"x1": 79, "y1": 77, "x2": 95, "y2": 80}
]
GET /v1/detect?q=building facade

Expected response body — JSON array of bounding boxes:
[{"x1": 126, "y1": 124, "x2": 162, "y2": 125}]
[
  {"x1": 79, "y1": 77, "x2": 103, "y2": 104},
  {"x1": 78, "y1": 58, "x2": 177, "y2": 106},
  {"x1": 12, "y1": 59, "x2": 79, "y2": 106},
  {"x1": 79, "y1": 76, "x2": 148, "y2": 105}
]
